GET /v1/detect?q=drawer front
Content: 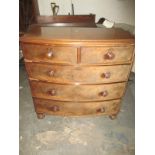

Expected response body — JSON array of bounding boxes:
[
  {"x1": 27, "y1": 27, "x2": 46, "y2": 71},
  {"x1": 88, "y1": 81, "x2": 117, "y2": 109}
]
[
  {"x1": 30, "y1": 81, "x2": 126, "y2": 101},
  {"x1": 34, "y1": 98, "x2": 121, "y2": 116},
  {"x1": 81, "y1": 46, "x2": 134, "y2": 64},
  {"x1": 26, "y1": 63, "x2": 131, "y2": 84},
  {"x1": 22, "y1": 44, "x2": 77, "y2": 64}
]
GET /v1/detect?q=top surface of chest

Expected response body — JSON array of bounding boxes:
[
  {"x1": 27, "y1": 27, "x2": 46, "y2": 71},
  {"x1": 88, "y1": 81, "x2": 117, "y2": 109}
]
[{"x1": 20, "y1": 25, "x2": 134, "y2": 45}]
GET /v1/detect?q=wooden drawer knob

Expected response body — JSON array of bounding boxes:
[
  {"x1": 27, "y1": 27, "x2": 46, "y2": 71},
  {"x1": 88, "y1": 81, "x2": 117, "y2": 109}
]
[
  {"x1": 47, "y1": 89, "x2": 56, "y2": 96},
  {"x1": 99, "y1": 90, "x2": 108, "y2": 97},
  {"x1": 96, "y1": 107, "x2": 105, "y2": 113},
  {"x1": 49, "y1": 105, "x2": 60, "y2": 112},
  {"x1": 48, "y1": 70, "x2": 55, "y2": 76},
  {"x1": 46, "y1": 49, "x2": 53, "y2": 58},
  {"x1": 101, "y1": 72, "x2": 111, "y2": 79},
  {"x1": 104, "y1": 50, "x2": 115, "y2": 60}
]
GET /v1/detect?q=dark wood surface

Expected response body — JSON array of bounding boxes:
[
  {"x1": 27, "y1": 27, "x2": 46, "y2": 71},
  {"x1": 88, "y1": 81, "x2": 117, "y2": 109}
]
[
  {"x1": 32, "y1": 0, "x2": 40, "y2": 22},
  {"x1": 34, "y1": 22, "x2": 97, "y2": 27},
  {"x1": 37, "y1": 15, "x2": 95, "y2": 24},
  {"x1": 19, "y1": 0, "x2": 36, "y2": 32}
]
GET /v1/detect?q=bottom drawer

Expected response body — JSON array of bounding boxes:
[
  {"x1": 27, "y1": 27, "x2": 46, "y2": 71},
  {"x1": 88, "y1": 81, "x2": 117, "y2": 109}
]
[{"x1": 33, "y1": 98, "x2": 121, "y2": 116}]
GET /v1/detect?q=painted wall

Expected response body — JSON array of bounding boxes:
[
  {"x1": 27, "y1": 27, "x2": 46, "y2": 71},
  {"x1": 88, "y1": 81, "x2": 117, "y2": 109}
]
[{"x1": 38, "y1": 0, "x2": 135, "y2": 25}]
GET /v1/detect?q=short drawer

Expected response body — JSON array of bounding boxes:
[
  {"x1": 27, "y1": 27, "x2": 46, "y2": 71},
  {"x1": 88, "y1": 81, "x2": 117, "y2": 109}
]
[
  {"x1": 22, "y1": 44, "x2": 77, "y2": 64},
  {"x1": 33, "y1": 98, "x2": 121, "y2": 116},
  {"x1": 30, "y1": 81, "x2": 126, "y2": 101},
  {"x1": 81, "y1": 46, "x2": 134, "y2": 64},
  {"x1": 26, "y1": 63, "x2": 131, "y2": 84}
]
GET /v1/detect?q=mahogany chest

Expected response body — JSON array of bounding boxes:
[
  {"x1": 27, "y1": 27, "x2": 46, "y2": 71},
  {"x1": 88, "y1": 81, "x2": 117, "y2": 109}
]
[{"x1": 20, "y1": 25, "x2": 134, "y2": 119}]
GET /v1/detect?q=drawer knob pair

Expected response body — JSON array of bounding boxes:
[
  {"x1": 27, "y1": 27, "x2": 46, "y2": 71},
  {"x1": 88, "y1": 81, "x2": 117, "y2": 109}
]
[
  {"x1": 101, "y1": 72, "x2": 111, "y2": 79},
  {"x1": 99, "y1": 90, "x2": 108, "y2": 97},
  {"x1": 49, "y1": 105, "x2": 60, "y2": 112},
  {"x1": 96, "y1": 107, "x2": 105, "y2": 113},
  {"x1": 47, "y1": 89, "x2": 56, "y2": 96},
  {"x1": 104, "y1": 50, "x2": 115, "y2": 60}
]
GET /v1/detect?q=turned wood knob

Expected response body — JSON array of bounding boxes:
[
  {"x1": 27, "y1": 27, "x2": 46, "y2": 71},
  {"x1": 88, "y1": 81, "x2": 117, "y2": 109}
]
[
  {"x1": 99, "y1": 90, "x2": 108, "y2": 97},
  {"x1": 49, "y1": 105, "x2": 60, "y2": 112},
  {"x1": 46, "y1": 49, "x2": 53, "y2": 58},
  {"x1": 104, "y1": 50, "x2": 115, "y2": 60},
  {"x1": 48, "y1": 70, "x2": 54, "y2": 76},
  {"x1": 101, "y1": 72, "x2": 111, "y2": 79},
  {"x1": 47, "y1": 89, "x2": 56, "y2": 96},
  {"x1": 96, "y1": 107, "x2": 105, "y2": 113}
]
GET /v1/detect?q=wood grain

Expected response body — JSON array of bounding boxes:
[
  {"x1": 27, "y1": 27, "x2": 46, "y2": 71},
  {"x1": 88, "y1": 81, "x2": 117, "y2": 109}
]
[
  {"x1": 22, "y1": 44, "x2": 77, "y2": 64},
  {"x1": 81, "y1": 46, "x2": 134, "y2": 64},
  {"x1": 20, "y1": 25, "x2": 135, "y2": 118},
  {"x1": 25, "y1": 62, "x2": 131, "y2": 84},
  {"x1": 30, "y1": 81, "x2": 126, "y2": 101},
  {"x1": 20, "y1": 25, "x2": 134, "y2": 44},
  {"x1": 37, "y1": 15, "x2": 95, "y2": 24},
  {"x1": 33, "y1": 98, "x2": 121, "y2": 116}
]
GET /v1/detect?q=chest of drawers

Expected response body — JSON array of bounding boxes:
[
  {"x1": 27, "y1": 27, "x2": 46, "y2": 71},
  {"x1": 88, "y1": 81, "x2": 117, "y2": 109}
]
[{"x1": 20, "y1": 25, "x2": 134, "y2": 119}]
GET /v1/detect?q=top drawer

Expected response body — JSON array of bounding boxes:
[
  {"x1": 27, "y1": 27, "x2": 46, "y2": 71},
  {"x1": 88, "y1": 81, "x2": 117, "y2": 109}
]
[
  {"x1": 81, "y1": 46, "x2": 134, "y2": 64},
  {"x1": 22, "y1": 44, "x2": 77, "y2": 64}
]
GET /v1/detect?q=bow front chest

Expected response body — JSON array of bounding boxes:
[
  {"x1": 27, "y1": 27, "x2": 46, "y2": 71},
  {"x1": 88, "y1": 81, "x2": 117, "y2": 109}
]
[{"x1": 20, "y1": 25, "x2": 134, "y2": 119}]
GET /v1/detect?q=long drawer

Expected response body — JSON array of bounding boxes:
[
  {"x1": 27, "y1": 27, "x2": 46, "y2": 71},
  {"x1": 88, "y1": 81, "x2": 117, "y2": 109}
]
[
  {"x1": 25, "y1": 63, "x2": 131, "y2": 84},
  {"x1": 33, "y1": 98, "x2": 121, "y2": 116},
  {"x1": 81, "y1": 46, "x2": 134, "y2": 64},
  {"x1": 22, "y1": 44, "x2": 77, "y2": 64},
  {"x1": 30, "y1": 81, "x2": 126, "y2": 101}
]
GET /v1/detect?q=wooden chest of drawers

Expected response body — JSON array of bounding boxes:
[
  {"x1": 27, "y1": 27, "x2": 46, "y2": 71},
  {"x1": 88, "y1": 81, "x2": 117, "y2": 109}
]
[{"x1": 20, "y1": 25, "x2": 134, "y2": 119}]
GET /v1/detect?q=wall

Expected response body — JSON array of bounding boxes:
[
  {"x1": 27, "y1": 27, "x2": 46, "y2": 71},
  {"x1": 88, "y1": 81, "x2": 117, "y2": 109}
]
[{"x1": 38, "y1": 0, "x2": 135, "y2": 25}]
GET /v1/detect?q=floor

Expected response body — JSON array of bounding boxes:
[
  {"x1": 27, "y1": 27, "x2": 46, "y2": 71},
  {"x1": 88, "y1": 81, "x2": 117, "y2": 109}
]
[{"x1": 19, "y1": 64, "x2": 135, "y2": 155}]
